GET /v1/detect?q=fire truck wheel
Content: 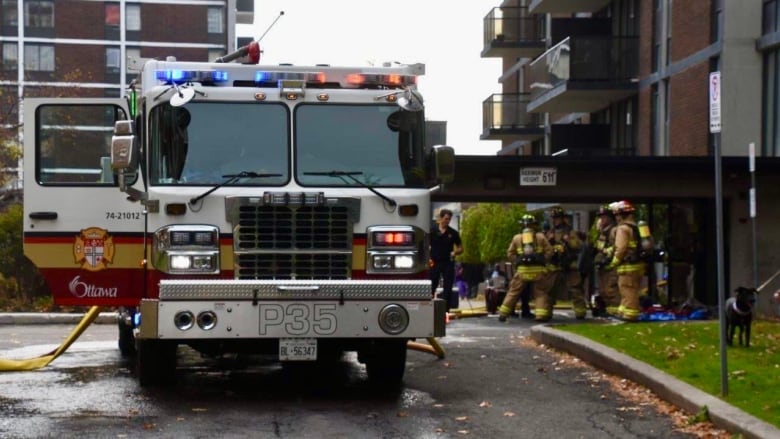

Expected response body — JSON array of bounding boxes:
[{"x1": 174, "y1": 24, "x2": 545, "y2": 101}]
[
  {"x1": 365, "y1": 339, "x2": 407, "y2": 390},
  {"x1": 117, "y1": 320, "x2": 136, "y2": 357},
  {"x1": 136, "y1": 339, "x2": 177, "y2": 387}
]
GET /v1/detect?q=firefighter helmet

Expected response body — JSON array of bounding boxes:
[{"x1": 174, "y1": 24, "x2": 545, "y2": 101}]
[
  {"x1": 596, "y1": 204, "x2": 614, "y2": 217},
  {"x1": 520, "y1": 214, "x2": 537, "y2": 227},
  {"x1": 611, "y1": 200, "x2": 636, "y2": 215},
  {"x1": 549, "y1": 206, "x2": 566, "y2": 218}
]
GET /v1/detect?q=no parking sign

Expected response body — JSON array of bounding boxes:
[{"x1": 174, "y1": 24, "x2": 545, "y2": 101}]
[{"x1": 709, "y1": 71, "x2": 721, "y2": 133}]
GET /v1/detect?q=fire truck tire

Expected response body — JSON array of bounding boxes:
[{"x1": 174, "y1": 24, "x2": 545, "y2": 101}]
[
  {"x1": 365, "y1": 339, "x2": 407, "y2": 389},
  {"x1": 136, "y1": 339, "x2": 177, "y2": 387},
  {"x1": 117, "y1": 321, "x2": 136, "y2": 357}
]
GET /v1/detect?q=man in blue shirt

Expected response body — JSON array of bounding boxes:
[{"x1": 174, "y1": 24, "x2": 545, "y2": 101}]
[{"x1": 429, "y1": 209, "x2": 463, "y2": 311}]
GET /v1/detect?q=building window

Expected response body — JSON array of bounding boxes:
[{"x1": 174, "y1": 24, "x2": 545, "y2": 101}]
[
  {"x1": 2, "y1": 0, "x2": 18, "y2": 26},
  {"x1": 126, "y1": 47, "x2": 140, "y2": 73},
  {"x1": 764, "y1": 50, "x2": 780, "y2": 155},
  {"x1": 764, "y1": 0, "x2": 778, "y2": 33},
  {"x1": 105, "y1": 4, "x2": 119, "y2": 27},
  {"x1": 24, "y1": 44, "x2": 54, "y2": 71},
  {"x1": 2, "y1": 42, "x2": 17, "y2": 70},
  {"x1": 106, "y1": 47, "x2": 120, "y2": 72},
  {"x1": 208, "y1": 49, "x2": 224, "y2": 62},
  {"x1": 207, "y1": 7, "x2": 223, "y2": 33},
  {"x1": 25, "y1": 1, "x2": 54, "y2": 28},
  {"x1": 126, "y1": 4, "x2": 140, "y2": 31}
]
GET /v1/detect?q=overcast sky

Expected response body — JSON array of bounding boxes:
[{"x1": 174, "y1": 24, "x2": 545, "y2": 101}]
[{"x1": 237, "y1": 0, "x2": 502, "y2": 156}]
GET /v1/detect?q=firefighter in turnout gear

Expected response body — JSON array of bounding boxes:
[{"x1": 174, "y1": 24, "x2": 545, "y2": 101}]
[
  {"x1": 606, "y1": 201, "x2": 645, "y2": 321},
  {"x1": 592, "y1": 204, "x2": 620, "y2": 317},
  {"x1": 546, "y1": 207, "x2": 587, "y2": 319},
  {"x1": 498, "y1": 214, "x2": 554, "y2": 322}
]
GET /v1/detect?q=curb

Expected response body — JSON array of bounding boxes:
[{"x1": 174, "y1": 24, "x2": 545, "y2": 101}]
[
  {"x1": 530, "y1": 325, "x2": 780, "y2": 439},
  {"x1": 0, "y1": 312, "x2": 118, "y2": 325}
]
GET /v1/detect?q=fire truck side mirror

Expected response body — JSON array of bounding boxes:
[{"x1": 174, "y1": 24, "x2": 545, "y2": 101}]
[
  {"x1": 111, "y1": 120, "x2": 139, "y2": 176},
  {"x1": 433, "y1": 145, "x2": 454, "y2": 184}
]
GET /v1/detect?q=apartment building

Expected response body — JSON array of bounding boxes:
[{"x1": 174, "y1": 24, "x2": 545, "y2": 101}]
[
  {"x1": 478, "y1": 0, "x2": 780, "y2": 310},
  {"x1": 0, "y1": 0, "x2": 253, "y2": 106},
  {"x1": 0, "y1": 0, "x2": 253, "y2": 189}
]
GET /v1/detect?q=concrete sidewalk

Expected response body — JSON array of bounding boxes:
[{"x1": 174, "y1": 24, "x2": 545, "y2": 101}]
[{"x1": 1, "y1": 306, "x2": 777, "y2": 438}]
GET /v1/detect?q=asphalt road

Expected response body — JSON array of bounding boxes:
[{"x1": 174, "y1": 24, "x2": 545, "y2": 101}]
[{"x1": 0, "y1": 314, "x2": 697, "y2": 438}]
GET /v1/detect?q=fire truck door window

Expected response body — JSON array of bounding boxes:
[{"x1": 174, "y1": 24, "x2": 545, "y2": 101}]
[
  {"x1": 36, "y1": 104, "x2": 127, "y2": 185},
  {"x1": 150, "y1": 102, "x2": 289, "y2": 185},
  {"x1": 295, "y1": 104, "x2": 425, "y2": 188}
]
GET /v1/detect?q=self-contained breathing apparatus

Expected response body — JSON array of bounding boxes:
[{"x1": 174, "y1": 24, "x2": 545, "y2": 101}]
[{"x1": 517, "y1": 227, "x2": 545, "y2": 266}]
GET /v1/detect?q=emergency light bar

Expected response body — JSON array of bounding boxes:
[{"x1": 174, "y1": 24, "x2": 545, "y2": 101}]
[
  {"x1": 155, "y1": 70, "x2": 229, "y2": 85},
  {"x1": 254, "y1": 71, "x2": 416, "y2": 89}
]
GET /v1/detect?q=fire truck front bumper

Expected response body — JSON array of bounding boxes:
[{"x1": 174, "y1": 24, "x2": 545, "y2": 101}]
[{"x1": 138, "y1": 279, "x2": 446, "y2": 340}]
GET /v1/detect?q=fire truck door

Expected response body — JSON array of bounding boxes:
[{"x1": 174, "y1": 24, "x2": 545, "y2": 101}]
[{"x1": 23, "y1": 98, "x2": 145, "y2": 307}]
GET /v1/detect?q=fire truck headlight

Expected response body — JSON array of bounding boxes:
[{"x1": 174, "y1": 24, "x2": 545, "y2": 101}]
[
  {"x1": 394, "y1": 255, "x2": 414, "y2": 269},
  {"x1": 366, "y1": 225, "x2": 425, "y2": 274},
  {"x1": 371, "y1": 254, "x2": 415, "y2": 270},
  {"x1": 171, "y1": 255, "x2": 191, "y2": 270},
  {"x1": 378, "y1": 304, "x2": 409, "y2": 335},
  {"x1": 153, "y1": 225, "x2": 221, "y2": 275}
]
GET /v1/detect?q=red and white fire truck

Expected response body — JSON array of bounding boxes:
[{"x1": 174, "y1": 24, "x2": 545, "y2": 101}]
[{"x1": 22, "y1": 43, "x2": 453, "y2": 386}]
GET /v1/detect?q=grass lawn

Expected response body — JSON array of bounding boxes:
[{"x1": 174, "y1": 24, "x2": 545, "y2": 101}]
[{"x1": 556, "y1": 319, "x2": 780, "y2": 428}]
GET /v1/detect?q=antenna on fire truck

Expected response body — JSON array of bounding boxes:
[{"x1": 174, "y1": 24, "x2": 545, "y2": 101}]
[
  {"x1": 215, "y1": 11, "x2": 284, "y2": 64},
  {"x1": 256, "y1": 10, "x2": 285, "y2": 43}
]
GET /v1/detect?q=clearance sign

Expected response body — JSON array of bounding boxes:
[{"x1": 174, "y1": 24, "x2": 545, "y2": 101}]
[{"x1": 520, "y1": 167, "x2": 557, "y2": 186}]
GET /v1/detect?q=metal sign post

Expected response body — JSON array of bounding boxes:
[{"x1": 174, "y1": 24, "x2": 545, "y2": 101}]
[
  {"x1": 749, "y1": 142, "x2": 758, "y2": 312},
  {"x1": 710, "y1": 71, "x2": 727, "y2": 397}
]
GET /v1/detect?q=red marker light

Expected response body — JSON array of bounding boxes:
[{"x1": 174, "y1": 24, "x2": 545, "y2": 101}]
[
  {"x1": 247, "y1": 42, "x2": 261, "y2": 64},
  {"x1": 374, "y1": 231, "x2": 413, "y2": 246}
]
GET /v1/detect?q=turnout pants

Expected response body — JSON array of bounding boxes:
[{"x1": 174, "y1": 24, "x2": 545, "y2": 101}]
[{"x1": 597, "y1": 269, "x2": 620, "y2": 316}]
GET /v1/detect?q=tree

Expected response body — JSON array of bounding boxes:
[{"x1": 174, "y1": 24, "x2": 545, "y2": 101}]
[
  {"x1": 0, "y1": 204, "x2": 49, "y2": 303},
  {"x1": 459, "y1": 203, "x2": 529, "y2": 265}
]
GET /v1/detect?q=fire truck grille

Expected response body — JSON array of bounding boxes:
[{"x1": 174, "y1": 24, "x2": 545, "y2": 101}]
[
  {"x1": 235, "y1": 253, "x2": 350, "y2": 280},
  {"x1": 232, "y1": 204, "x2": 354, "y2": 280}
]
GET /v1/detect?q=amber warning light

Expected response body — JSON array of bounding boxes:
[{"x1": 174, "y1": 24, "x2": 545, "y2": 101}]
[{"x1": 373, "y1": 231, "x2": 414, "y2": 246}]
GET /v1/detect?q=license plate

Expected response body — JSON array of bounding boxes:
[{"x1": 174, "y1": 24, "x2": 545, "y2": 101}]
[{"x1": 279, "y1": 338, "x2": 317, "y2": 361}]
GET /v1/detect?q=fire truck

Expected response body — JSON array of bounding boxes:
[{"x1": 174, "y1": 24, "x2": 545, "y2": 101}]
[{"x1": 22, "y1": 43, "x2": 453, "y2": 387}]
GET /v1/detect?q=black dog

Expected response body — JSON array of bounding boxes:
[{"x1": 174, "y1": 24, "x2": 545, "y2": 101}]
[{"x1": 725, "y1": 287, "x2": 756, "y2": 347}]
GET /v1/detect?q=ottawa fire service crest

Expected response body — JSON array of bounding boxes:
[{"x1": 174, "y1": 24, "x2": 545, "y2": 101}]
[{"x1": 74, "y1": 227, "x2": 115, "y2": 272}]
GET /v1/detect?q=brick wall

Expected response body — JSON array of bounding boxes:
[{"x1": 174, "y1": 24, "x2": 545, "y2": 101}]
[
  {"x1": 669, "y1": 62, "x2": 709, "y2": 156},
  {"x1": 670, "y1": 0, "x2": 711, "y2": 62}
]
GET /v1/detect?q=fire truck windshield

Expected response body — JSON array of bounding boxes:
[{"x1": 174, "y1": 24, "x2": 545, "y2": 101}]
[
  {"x1": 150, "y1": 102, "x2": 289, "y2": 186},
  {"x1": 295, "y1": 104, "x2": 426, "y2": 188},
  {"x1": 150, "y1": 102, "x2": 426, "y2": 189}
]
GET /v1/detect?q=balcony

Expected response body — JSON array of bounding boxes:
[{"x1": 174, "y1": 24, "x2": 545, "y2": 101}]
[
  {"x1": 236, "y1": 0, "x2": 255, "y2": 25},
  {"x1": 527, "y1": 36, "x2": 638, "y2": 114},
  {"x1": 529, "y1": 0, "x2": 612, "y2": 14},
  {"x1": 481, "y1": 93, "x2": 545, "y2": 141},
  {"x1": 550, "y1": 124, "x2": 636, "y2": 156},
  {"x1": 482, "y1": 7, "x2": 546, "y2": 59}
]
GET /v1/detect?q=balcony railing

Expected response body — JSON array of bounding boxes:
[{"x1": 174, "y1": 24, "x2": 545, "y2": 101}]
[
  {"x1": 482, "y1": 7, "x2": 546, "y2": 58},
  {"x1": 527, "y1": 36, "x2": 638, "y2": 112},
  {"x1": 529, "y1": 0, "x2": 612, "y2": 14},
  {"x1": 481, "y1": 93, "x2": 544, "y2": 140}
]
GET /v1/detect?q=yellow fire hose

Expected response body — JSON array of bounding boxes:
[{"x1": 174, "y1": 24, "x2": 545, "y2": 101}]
[
  {"x1": 407, "y1": 337, "x2": 446, "y2": 359},
  {"x1": 0, "y1": 305, "x2": 446, "y2": 368},
  {"x1": 0, "y1": 306, "x2": 102, "y2": 372}
]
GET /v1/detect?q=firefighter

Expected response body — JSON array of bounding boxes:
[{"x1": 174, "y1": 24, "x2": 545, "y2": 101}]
[
  {"x1": 605, "y1": 200, "x2": 645, "y2": 322},
  {"x1": 546, "y1": 206, "x2": 587, "y2": 319},
  {"x1": 592, "y1": 204, "x2": 620, "y2": 317},
  {"x1": 498, "y1": 214, "x2": 554, "y2": 322}
]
